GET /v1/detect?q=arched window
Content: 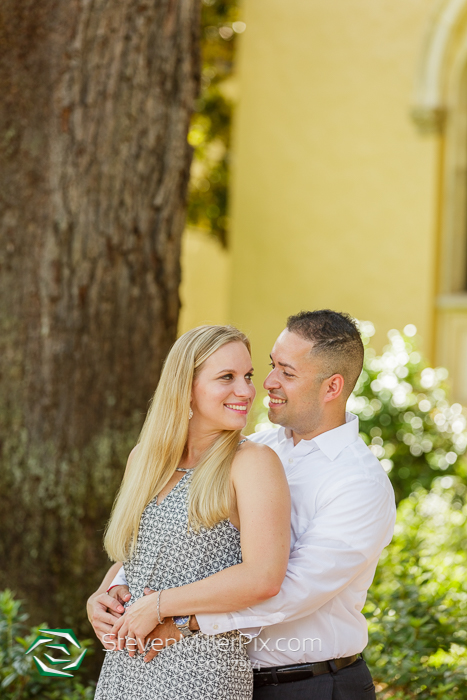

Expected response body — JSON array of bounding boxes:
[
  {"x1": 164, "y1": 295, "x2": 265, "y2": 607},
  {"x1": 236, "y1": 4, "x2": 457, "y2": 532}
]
[{"x1": 413, "y1": 0, "x2": 467, "y2": 402}]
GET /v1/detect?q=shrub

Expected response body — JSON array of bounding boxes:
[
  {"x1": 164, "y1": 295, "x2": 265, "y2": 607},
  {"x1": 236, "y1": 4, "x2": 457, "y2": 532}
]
[
  {"x1": 365, "y1": 480, "x2": 467, "y2": 699},
  {"x1": 350, "y1": 322, "x2": 467, "y2": 502},
  {"x1": 0, "y1": 589, "x2": 95, "y2": 699}
]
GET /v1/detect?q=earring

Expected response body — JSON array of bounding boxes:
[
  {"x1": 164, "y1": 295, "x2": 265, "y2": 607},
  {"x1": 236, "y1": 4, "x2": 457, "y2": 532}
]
[{"x1": 189, "y1": 408, "x2": 193, "y2": 420}]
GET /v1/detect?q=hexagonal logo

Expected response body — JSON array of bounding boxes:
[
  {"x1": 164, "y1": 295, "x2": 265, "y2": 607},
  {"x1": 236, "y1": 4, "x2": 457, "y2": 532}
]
[{"x1": 25, "y1": 628, "x2": 87, "y2": 677}]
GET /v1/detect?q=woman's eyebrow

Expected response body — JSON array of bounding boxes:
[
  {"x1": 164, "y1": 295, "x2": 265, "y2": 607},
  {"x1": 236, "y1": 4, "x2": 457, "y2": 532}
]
[{"x1": 216, "y1": 368, "x2": 254, "y2": 374}]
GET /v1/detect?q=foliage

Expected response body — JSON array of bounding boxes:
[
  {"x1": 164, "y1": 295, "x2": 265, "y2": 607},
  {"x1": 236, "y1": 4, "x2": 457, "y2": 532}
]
[
  {"x1": 365, "y1": 481, "x2": 467, "y2": 699},
  {"x1": 349, "y1": 322, "x2": 467, "y2": 502},
  {"x1": 0, "y1": 589, "x2": 95, "y2": 699},
  {"x1": 187, "y1": 0, "x2": 241, "y2": 245}
]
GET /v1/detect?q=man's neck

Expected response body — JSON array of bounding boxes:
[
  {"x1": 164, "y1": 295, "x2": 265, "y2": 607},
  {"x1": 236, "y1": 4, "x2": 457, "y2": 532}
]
[{"x1": 291, "y1": 412, "x2": 347, "y2": 446}]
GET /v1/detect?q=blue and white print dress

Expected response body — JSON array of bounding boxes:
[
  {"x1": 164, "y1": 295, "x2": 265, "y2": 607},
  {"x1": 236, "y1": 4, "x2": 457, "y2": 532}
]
[{"x1": 94, "y1": 470, "x2": 253, "y2": 699}]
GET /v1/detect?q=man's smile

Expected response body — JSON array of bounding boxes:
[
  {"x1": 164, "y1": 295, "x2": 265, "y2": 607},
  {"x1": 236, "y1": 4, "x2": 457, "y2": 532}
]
[{"x1": 269, "y1": 394, "x2": 287, "y2": 406}]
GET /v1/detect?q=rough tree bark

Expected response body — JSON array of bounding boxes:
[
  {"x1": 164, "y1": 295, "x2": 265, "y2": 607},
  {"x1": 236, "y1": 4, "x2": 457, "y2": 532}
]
[{"x1": 0, "y1": 0, "x2": 200, "y2": 655}]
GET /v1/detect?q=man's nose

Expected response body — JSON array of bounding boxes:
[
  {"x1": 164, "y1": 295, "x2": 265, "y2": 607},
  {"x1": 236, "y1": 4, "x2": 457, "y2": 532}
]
[{"x1": 263, "y1": 369, "x2": 281, "y2": 391}]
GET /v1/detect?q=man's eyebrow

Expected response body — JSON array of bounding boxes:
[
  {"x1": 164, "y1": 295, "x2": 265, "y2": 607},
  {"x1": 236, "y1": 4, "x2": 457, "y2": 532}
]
[{"x1": 269, "y1": 354, "x2": 296, "y2": 371}]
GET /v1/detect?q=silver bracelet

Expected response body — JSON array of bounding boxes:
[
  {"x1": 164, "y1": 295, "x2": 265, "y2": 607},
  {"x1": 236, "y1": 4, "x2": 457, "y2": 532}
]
[{"x1": 156, "y1": 590, "x2": 164, "y2": 625}]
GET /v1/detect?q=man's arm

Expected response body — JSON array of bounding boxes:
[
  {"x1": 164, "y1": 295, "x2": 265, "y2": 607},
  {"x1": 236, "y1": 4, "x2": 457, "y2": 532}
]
[
  {"x1": 196, "y1": 477, "x2": 396, "y2": 635},
  {"x1": 107, "y1": 565, "x2": 128, "y2": 589}
]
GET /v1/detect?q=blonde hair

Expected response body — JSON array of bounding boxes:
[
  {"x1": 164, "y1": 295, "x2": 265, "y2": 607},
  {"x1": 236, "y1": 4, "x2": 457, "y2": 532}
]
[{"x1": 104, "y1": 325, "x2": 251, "y2": 562}]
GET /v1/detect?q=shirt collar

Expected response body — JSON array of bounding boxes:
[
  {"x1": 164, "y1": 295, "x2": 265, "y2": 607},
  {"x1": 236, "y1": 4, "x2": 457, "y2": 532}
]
[{"x1": 277, "y1": 412, "x2": 359, "y2": 461}]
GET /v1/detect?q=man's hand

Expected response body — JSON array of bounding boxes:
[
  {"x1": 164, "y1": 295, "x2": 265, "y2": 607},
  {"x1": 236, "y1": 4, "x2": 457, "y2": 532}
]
[
  {"x1": 87, "y1": 585, "x2": 131, "y2": 649},
  {"x1": 142, "y1": 617, "x2": 183, "y2": 663},
  {"x1": 141, "y1": 588, "x2": 200, "y2": 663}
]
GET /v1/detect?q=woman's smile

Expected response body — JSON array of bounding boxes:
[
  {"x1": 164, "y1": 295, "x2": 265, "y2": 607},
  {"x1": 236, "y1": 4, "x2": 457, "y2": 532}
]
[{"x1": 224, "y1": 402, "x2": 249, "y2": 414}]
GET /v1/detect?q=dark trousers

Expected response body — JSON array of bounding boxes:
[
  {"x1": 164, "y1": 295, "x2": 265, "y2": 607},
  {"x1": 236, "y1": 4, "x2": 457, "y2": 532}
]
[{"x1": 253, "y1": 658, "x2": 376, "y2": 700}]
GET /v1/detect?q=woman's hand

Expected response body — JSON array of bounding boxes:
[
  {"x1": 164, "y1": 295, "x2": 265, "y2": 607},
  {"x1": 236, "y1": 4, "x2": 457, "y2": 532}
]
[{"x1": 110, "y1": 592, "x2": 160, "y2": 656}]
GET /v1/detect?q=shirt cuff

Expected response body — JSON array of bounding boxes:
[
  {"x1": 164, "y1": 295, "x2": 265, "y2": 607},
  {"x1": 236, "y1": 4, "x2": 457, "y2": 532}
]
[
  {"x1": 109, "y1": 566, "x2": 128, "y2": 588},
  {"x1": 197, "y1": 611, "x2": 284, "y2": 636},
  {"x1": 237, "y1": 627, "x2": 262, "y2": 640}
]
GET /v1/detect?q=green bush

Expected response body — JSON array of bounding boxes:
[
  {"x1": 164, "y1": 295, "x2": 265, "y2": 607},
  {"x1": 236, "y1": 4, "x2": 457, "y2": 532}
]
[
  {"x1": 350, "y1": 322, "x2": 467, "y2": 502},
  {"x1": 365, "y1": 480, "x2": 467, "y2": 699},
  {"x1": 0, "y1": 589, "x2": 95, "y2": 699}
]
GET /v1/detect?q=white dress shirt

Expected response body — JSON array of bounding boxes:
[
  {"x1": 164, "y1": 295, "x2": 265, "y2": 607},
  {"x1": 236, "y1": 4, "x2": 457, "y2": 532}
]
[{"x1": 109, "y1": 413, "x2": 396, "y2": 668}]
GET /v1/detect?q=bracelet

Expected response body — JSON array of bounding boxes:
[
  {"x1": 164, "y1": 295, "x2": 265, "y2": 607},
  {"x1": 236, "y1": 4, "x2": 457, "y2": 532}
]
[
  {"x1": 106, "y1": 585, "x2": 120, "y2": 594},
  {"x1": 156, "y1": 590, "x2": 164, "y2": 625}
]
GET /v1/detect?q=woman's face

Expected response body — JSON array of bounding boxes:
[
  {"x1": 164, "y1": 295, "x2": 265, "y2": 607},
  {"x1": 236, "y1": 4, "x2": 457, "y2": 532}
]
[{"x1": 191, "y1": 341, "x2": 256, "y2": 432}]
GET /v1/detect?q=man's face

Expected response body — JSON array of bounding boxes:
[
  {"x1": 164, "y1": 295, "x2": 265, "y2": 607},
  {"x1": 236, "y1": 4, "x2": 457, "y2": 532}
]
[{"x1": 264, "y1": 329, "x2": 327, "y2": 437}]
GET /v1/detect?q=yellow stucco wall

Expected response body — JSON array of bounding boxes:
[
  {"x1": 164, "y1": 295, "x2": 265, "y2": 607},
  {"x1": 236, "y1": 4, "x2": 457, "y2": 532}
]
[
  {"x1": 227, "y1": 0, "x2": 440, "y2": 378},
  {"x1": 178, "y1": 228, "x2": 230, "y2": 335},
  {"x1": 180, "y1": 1, "x2": 442, "y2": 387}
]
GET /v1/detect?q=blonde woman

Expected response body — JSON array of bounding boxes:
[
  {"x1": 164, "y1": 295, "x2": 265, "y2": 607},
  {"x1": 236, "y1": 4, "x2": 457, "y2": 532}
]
[{"x1": 93, "y1": 325, "x2": 290, "y2": 700}]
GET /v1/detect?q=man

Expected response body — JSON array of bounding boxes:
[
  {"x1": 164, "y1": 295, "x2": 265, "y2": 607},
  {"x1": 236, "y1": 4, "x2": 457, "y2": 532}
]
[{"x1": 88, "y1": 309, "x2": 396, "y2": 699}]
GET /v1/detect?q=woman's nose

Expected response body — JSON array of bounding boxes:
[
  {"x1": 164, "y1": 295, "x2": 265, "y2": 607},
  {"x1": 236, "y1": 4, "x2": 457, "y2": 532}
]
[{"x1": 234, "y1": 380, "x2": 255, "y2": 397}]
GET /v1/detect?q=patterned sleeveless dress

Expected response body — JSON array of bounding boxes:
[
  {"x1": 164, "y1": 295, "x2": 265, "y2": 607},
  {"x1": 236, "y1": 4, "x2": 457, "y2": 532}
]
[{"x1": 94, "y1": 467, "x2": 253, "y2": 700}]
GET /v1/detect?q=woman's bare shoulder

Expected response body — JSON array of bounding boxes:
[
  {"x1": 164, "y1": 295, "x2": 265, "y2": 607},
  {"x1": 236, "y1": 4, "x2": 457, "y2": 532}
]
[
  {"x1": 231, "y1": 438, "x2": 289, "y2": 510},
  {"x1": 232, "y1": 438, "x2": 283, "y2": 472}
]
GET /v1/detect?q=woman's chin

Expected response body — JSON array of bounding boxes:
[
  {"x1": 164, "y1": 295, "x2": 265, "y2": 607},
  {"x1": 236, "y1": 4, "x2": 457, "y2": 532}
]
[{"x1": 220, "y1": 415, "x2": 248, "y2": 430}]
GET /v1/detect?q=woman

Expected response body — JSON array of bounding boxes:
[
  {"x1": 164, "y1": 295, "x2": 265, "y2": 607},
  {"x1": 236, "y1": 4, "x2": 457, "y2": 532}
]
[{"x1": 94, "y1": 325, "x2": 290, "y2": 700}]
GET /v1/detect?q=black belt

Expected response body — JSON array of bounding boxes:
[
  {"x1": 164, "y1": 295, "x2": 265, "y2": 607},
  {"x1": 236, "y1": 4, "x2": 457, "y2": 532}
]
[{"x1": 253, "y1": 654, "x2": 360, "y2": 687}]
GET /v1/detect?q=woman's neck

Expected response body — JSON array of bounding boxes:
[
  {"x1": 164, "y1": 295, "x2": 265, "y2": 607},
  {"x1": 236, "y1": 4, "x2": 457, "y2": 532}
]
[{"x1": 182, "y1": 425, "x2": 223, "y2": 468}]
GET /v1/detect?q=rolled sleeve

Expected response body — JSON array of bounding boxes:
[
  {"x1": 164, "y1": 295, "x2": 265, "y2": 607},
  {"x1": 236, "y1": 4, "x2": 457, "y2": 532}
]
[
  {"x1": 197, "y1": 610, "x2": 284, "y2": 636},
  {"x1": 109, "y1": 566, "x2": 128, "y2": 588}
]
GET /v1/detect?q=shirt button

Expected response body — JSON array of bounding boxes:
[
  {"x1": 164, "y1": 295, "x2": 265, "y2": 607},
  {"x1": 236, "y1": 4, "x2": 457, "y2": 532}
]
[
  {"x1": 213, "y1": 624, "x2": 219, "y2": 630},
  {"x1": 288, "y1": 458, "x2": 294, "y2": 463}
]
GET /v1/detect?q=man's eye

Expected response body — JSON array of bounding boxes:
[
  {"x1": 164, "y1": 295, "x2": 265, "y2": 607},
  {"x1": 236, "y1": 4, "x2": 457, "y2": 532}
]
[{"x1": 283, "y1": 371, "x2": 293, "y2": 378}]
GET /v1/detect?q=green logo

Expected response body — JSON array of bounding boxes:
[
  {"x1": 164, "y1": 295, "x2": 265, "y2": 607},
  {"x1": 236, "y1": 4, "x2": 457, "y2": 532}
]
[{"x1": 25, "y1": 628, "x2": 87, "y2": 678}]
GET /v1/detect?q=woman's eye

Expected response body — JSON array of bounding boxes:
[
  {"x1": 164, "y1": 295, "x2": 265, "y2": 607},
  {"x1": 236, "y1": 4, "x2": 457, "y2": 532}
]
[
  {"x1": 245, "y1": 373, "x2": 254, "y2": 381},
  {"x1": 221, "y1": 374, "x2": 233, "y2": 380}
]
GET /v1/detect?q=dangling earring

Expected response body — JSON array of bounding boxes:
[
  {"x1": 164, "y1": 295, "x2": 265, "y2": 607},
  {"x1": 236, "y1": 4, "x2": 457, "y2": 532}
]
[{"x1": 189, "y1": 408, "x2": 193, "y2": 420}]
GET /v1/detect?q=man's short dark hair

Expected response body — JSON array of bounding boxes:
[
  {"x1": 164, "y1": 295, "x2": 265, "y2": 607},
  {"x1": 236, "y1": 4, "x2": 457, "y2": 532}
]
[{"x1": 286, "y1": 310, "x2": 364, "y2": 398}]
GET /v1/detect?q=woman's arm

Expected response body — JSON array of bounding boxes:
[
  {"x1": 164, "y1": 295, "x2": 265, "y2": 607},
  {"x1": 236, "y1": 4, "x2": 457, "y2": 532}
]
[
  {"x1": 160, "y1": 441, "x2": 291, "y2": 615},
  {"x1": 110, "y1": 442, "x2": 290, "y2": 650}
]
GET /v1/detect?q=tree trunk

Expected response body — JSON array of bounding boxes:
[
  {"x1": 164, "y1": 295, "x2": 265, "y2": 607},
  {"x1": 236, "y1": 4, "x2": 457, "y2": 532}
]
[{"x1": 0, "y1": 0, "x2": 200, "y2": 665}]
